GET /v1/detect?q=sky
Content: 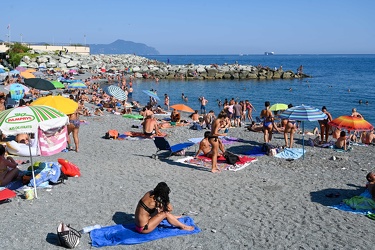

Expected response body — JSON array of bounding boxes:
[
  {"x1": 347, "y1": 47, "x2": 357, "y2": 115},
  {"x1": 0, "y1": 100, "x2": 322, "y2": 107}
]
[{"x1": 1, "y1": 0, "x2": 374, "y2": 55}]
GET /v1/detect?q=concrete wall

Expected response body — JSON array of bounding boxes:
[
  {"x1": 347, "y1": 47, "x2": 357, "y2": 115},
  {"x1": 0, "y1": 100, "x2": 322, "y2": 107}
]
[{"x1": 0, "y1": 43, "x2": 90, "y2": 55}]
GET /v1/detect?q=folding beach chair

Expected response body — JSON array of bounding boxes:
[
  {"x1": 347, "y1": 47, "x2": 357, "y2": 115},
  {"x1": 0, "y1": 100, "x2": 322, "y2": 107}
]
[{"x1": 152, "y1": 137, "x2": 195, "y2": 159}]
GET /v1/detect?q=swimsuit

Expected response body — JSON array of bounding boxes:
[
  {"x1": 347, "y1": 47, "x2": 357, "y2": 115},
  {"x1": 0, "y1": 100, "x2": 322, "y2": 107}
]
[
  {"x1": 208, "y1": 135, "x2": 218, "y2": 142},
  {"x1": 144, "y1": 131, "x2": 155, "y2": 137},
  {"x1": 69, "y1": 119, "x2": 80, "y2": 128},
  {"x1": 135, "y1": 200, "x2": 156, "y2": 232}
]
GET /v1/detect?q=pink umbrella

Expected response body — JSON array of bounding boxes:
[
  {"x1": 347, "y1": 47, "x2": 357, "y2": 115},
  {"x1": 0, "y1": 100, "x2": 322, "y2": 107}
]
[{"x1": 16, "y1": 66, "x2": 27, "y2": 72}]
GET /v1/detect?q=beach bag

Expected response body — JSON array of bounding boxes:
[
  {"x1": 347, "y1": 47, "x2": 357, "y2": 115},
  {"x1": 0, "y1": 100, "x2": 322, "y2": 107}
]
[
  {"x1": 224, "y1": 151, "x2": 239, "y2": 165},
  {"x1": 58, "y1": 159, "x2": 81, "y2": 177},
  {"x1": 105, "y1": 130, "x2": 119, "y2": 139},
  {"x1": 57, "y1": 222, "x2": 81, "y2": 249},
  {"x1": 261, "y1": 143, "x2": 277, "y2": 156}
]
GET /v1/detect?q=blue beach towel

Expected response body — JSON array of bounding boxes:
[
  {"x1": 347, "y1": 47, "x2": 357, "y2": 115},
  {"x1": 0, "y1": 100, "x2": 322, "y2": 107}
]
[
  {"x1": 243, "y1": 146, "x2": 266, "y2": 157},
  {"x1": 274, "y1": 148, "x2": 305, "y2": 159},
  {"x1": 90, "y1": 216, "x2": 201, "y2": 247}
]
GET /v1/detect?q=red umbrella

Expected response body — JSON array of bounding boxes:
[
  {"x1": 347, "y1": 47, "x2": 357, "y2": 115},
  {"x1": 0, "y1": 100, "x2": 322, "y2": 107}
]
[{"x1": 328, "y1": 115, "x2": 373, "y2": 131}]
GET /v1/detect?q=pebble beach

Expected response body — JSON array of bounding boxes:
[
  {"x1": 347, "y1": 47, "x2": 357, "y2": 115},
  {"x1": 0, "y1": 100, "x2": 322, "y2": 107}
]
[{"x1": 0, "y1": 87, "x2": 374, "y2": 249}]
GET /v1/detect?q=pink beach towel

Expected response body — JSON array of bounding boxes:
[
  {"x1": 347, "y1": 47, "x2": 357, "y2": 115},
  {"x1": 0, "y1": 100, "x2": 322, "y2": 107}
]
[{"x1": 38, "y1": 126, "x2": 68, "y2": 156}]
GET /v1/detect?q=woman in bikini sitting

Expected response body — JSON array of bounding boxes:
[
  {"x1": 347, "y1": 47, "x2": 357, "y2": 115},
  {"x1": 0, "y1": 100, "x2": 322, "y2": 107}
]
[
  {"x1": 0, "y1": 145, "x2": 19, "y2": 187},
  {"x1": 134, "y1": 182, "x2": 194, "y2": 234},
  {"x1": 260, "y1": 101, "x2": 280, "y2": 143}
]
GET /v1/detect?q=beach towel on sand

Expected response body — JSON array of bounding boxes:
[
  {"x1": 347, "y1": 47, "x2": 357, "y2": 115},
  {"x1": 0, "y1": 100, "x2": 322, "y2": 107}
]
[
  {"x1": 243, "y1": 146, "x2": 267, "y2": 157},
  {"x1": 274, "y1": 148, "x2": 305, "y2": 160},
  {"x1": 90, "y1": 216, "x2": 200, "y2": 247},
  {"x1": 329, "y1": 190, "x2": 375, "y2": 215},
  {"x1": 176, "y1": 155, "x2": 257, "y2": 172}
]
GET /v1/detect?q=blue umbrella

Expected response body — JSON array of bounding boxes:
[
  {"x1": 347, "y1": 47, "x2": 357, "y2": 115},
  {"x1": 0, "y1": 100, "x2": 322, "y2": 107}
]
[
  {"x1": 279, "y1": 105, "x2": 327, "y2": 159},
  {"x1": 0, "y1": 68, "x2": 6, "y2": 73},
  {"x1": 104, "y1": 85, "x2": 127, "y2": 101},
  {"x1": 68, "y1": 81, "x2": 87, "y2": 89},
  {"x1": 142, "y1": 89, "x2": 160, "y2": 101}
]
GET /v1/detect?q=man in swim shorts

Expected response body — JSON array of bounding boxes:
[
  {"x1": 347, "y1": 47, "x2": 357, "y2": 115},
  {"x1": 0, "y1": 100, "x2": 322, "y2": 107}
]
[{"x1": 142, "y1": 115, "x2": 161, "y2": 138}]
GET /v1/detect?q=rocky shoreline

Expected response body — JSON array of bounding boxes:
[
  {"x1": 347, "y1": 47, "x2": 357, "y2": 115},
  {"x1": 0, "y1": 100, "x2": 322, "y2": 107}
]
[{"x1": 20, "y1": 50, "x2": 310, "y2": 80}]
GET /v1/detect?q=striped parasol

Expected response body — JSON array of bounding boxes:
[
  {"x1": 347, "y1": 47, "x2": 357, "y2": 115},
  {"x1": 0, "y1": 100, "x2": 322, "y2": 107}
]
[
  {"x1": 328, "y1": 115, "x2": 373, "y2": 131},
  {"x1": 104, "y1": 85, "x2": 128, "y2": 101},
  {"x1": 280, "y1": 105, "x2": 327, "y2": 159},
  {"x1": 0, "y1": 105, "x2": 69, "y2": 135},
  {"x1": 0, "y1": 105, "x2": 69, "y2": 199},
  {"x1": 67, "y1": 81, "x2": 87, "y2": 89}
]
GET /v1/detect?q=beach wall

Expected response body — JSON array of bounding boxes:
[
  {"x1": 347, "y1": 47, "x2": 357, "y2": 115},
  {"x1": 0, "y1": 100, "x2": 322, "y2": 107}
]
[{"x1": 0, "y1": 43, "x2": 90, "y2": 55}]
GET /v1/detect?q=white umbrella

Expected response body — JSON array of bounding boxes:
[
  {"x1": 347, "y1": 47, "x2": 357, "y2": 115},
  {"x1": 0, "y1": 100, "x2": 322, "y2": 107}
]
[{"x1": 0, "y1": 105, "x2": 69, "y2": 198}]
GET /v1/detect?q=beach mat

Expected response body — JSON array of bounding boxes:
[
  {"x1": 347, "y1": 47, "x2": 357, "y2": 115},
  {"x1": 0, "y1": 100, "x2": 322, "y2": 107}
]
[
  {"x1": 90, "y1": 216, "x2": 200, "y2": 247},
  {"x1": 329, "y1": 190, "x2": 375, "y2": 215},
  {"x1": 176, "y1": 155, "x2": 257, "y2": 172},
  {"x1": 274, "y1": 148, "x2": 305, "y2": 160},
  {"x1": 4, "y1": 180, "x2": 24, "y2": 190}
]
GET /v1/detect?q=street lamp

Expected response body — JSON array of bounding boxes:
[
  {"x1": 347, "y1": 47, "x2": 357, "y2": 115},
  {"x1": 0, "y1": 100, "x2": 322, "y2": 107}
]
[
  {"x1": 20, "y1": 33, "x2": 23, "y2": 43},
  {"x1": 84, "y1": 34, "x2": 86, "y2": 46}
]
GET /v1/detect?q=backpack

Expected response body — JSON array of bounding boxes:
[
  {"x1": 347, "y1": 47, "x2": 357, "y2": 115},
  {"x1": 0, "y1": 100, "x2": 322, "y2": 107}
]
[
  {"x1": 105, "y1": 130, "x2": 119, "y2": 139},
  {"x1": 224, "y1": 151, "x2": 240, "y2": 165}
]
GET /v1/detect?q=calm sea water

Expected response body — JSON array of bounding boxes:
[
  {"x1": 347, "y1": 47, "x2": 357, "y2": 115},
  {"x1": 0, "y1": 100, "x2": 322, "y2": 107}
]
[{"x1": 129, "y1": 54, "x2": 375, "y2": 130}]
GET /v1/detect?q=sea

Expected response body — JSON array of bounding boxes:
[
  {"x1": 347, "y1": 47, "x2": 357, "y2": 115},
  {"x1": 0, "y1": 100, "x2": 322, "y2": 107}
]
[{"x1": 128, "y1": 54, "x2": 375, "y2": 130}]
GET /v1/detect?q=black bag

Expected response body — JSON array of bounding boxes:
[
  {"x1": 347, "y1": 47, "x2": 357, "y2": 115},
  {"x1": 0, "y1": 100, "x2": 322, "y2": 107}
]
[
  {"x1": 224, "y1": 151, "x2": 239, "y2": 165},
  {"x1": 261, "y1": 143, "x2": 277, "y2": 156},
  {"x1": 57, "y1": 222, "x2": 81, "y2": 249},
  {"x1": 49, "y1": 172, "x2": 68, "y2": 185}
]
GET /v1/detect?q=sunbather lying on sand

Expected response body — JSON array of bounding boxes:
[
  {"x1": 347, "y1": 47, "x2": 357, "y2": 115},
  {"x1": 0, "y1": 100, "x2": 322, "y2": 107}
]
[{"x1": 134, "y1": 182, "x2": 194, "y2": 234}]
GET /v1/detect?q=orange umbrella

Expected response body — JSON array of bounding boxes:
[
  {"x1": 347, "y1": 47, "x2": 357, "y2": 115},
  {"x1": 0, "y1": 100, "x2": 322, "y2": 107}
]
[
  {"x1": 20, "y1": 71, "x2": 35, "y2": 79},
  {"x1": 170, "y1": 104, "x2": 195, "y2": 113},
  {"x1": 328, "y1": 115, "x2": 373, "y2": 131},
  {"x1": 25, "y1": 68, "x2": 36, "y2": 73}
]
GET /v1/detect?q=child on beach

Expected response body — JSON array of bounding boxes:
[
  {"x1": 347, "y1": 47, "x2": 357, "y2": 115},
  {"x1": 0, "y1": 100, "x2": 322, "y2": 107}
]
[
  {"x1": 335, "y1": 131, "x2": 347, "y2": 150},
  {"x1": 134, "y1": 182, "x2": 194, "y2": 233}
]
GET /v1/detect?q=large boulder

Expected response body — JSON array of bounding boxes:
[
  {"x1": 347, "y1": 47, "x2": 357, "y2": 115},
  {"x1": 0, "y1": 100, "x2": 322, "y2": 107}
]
[
  {"x1": 66, "y1": 61, "x2": 80, "y2": 67},
  {"x1": 28, "y1": 62, "x2": 38, "y2": 68},
  {"x1": 60, "y1": 58, "x2": 70, "y2": 64},
  {"x1": 36, "y1": 56, "x2": 49, "y2": 63},
  {"x1": 206, "y1": 68, "x2": 218, "y2": 77},
  {"x1": 22, "y1": 56, "x2": 31, "y2": 64}
]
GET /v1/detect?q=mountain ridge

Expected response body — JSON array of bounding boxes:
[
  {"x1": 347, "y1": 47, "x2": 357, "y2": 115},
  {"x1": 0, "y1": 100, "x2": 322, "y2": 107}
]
[{"x1": 89, "y1": 39, "x2": 159, "y2": 55}]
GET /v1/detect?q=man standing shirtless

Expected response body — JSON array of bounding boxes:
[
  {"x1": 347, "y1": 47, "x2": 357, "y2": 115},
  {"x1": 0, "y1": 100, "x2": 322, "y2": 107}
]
[{"x1": 208, "y1": 112, "x2": 227, "y2": 173}]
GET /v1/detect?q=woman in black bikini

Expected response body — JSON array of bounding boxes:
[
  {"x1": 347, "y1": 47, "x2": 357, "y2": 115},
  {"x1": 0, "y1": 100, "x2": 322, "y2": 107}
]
[{"x1": 134, "y1": 182, "x2": 194, "y2": 234}]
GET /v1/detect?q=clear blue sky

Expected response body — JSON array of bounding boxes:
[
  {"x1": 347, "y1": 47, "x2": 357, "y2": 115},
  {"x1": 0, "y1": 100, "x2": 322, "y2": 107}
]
[{"x1": 1, "y1": 0, "x2": 374, "y2": 54}]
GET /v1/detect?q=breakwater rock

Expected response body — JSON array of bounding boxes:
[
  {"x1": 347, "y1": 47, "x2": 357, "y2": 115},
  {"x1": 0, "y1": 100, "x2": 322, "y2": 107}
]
[{"x1": 20, "y1": 50, "x2": 311, "y2": 80}]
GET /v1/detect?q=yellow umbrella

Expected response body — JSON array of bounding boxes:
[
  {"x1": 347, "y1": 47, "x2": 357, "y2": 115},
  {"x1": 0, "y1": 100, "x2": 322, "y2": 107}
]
[
  {"x1": 20, "y1": 71, "x2": 36, "y2": 79},
  {"x1": 31, "y1": 96, "x2": 78, "y2": 115}
]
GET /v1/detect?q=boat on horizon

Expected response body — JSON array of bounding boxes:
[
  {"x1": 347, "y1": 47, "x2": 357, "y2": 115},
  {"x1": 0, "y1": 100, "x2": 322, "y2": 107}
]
[{"x1": 264, "y1": 52, "x2": 275, "y2": 55}]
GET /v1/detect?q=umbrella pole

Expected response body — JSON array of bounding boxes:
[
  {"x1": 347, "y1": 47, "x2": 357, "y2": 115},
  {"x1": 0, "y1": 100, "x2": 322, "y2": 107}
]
[
  {"x1": 28, "y1": 133, "x2": 38, "y2": 199},
  {"x1": 302, "y1": 122, "x2": 305, "y2": 160}
]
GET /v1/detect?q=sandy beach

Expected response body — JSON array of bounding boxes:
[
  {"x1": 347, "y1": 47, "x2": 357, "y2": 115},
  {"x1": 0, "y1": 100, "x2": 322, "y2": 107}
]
[{"x1": 1, "y1": 81, "x2": 375, "y2": 250}]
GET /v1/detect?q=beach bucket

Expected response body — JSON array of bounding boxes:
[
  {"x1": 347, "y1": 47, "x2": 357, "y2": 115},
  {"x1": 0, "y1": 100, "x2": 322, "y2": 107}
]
[{"x1": 24, "y1": 187, "x2": 34, "y2": 200}]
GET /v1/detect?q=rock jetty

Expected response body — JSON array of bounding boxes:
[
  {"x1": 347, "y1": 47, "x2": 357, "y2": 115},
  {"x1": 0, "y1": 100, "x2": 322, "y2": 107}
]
[{"x1": 20, "y1": 50, "x2": 311, "y2": 80}]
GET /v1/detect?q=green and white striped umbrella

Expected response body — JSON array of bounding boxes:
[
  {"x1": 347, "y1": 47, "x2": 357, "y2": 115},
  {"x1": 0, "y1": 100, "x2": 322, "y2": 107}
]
[{"x1": 0, "y1": 105, "x2": 69, "y2": 135}]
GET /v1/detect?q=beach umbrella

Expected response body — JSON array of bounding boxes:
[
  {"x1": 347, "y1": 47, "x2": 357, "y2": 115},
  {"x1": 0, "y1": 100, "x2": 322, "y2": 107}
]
[
  {"x1": 50, "y1": 81, "x2": 65, "y2": 89},
  {"x1": 31, "y1": 96, "x2": 78, "y2": 115},
  {"x1": 24, "y1": 78, "x2": 56, "y2": 90},
  {"x1": 16, "y1": 66, "x2": 26, "y2": 72},
  {"x1": 25, "y1": 69, "x2": 36, "y2": 73},
  {"x1": 104, "y1": 85, "x2": 128, "y2": 101},
  {"x1": 270, "y1": 103, "x2": 288, "y2": 112},
  {"x1": 279, "y1": 105, "x2": 327, "y2": 159},
  {"x1": 0, "y1": 68, "x2": 6, "y2": 73},
  {"x1": 10, "y1": 70, "x2": 20, "y2": 75},
  {"x1": 328, "y1": 115, "x2": 373, "y2": 132},
  {"x1": 170, "y1": 104, "x2": 195, "y2": 113},
  {"x1": 142, "y1": 89, "x2": 160, "y2": 101},
  {"x1": 20, "y1": 71, "x2": 35, "y2": 79},
  {"x1": 67, "y1": 81, "x2": 87, "y2": 89},
  {"x1": 5, "y1": 83, "x2": 28, "y2": 100},
  {"x1": 0, "y1": 105, "x2": 69, "y2": 198}
]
